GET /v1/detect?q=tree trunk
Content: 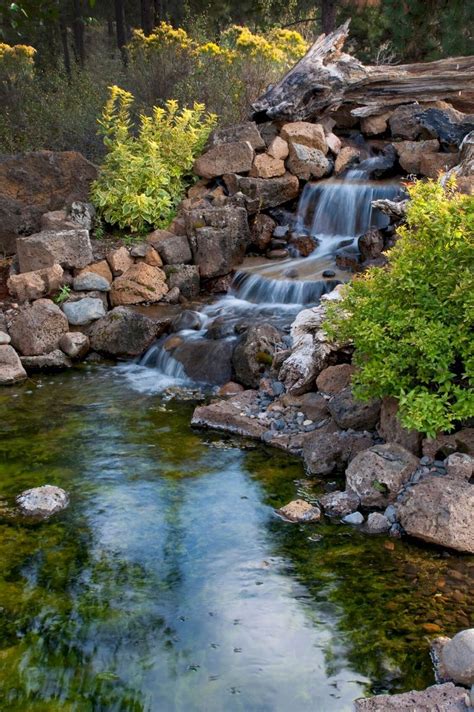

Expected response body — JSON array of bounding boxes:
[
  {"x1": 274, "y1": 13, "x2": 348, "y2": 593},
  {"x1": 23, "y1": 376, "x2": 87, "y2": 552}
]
[
  {"x1": 251, "y1": 21, "x2": 474, "y2": 123},
  {"x1": 59, "y1": 13, "x2": 71, "y2": 78},
  {"x1": 321, "y1": 0, "x2": 337, "y2": 34},
  {"x1": 72, "y1": 0, "x2": 85, "y2": 67},
  {"x1": 114, "y1": 0, "x2": 128, "y2": 64},
  {"x1": 141, "y1": 0, "x2": 154, "y2": 35}
]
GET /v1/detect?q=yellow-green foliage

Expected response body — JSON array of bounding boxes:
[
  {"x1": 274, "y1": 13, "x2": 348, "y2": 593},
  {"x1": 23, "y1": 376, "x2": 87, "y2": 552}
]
[
  {"x1": 324, "y1": 179, "x2": 474, "y2": 437},
  {"x1": 90, "y1": 86, "x2": 216, "y2": 234}
]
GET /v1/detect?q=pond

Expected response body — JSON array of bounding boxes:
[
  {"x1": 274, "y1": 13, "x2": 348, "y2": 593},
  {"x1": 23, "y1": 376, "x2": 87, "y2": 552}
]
[{"x1": 0, "y1": 366, "x2": 472, "y2": 711}]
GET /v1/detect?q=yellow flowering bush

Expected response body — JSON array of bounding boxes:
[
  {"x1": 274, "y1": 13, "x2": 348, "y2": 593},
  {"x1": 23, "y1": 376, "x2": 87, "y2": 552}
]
[
  {"x1": 91, "y1": 86, "x2": 216, "y2": 234},
  {"x1": 126, "y1": 23, "x2": 308, "y2": 123},
  {"x1": 0, "y1": 43, "x2": 36, "y2": 83}
]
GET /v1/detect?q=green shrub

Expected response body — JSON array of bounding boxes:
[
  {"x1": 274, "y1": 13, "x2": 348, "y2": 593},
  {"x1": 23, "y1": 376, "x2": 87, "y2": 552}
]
[
  {"x1": 90, "y1": 86, "x2": 216, "y2": 234},
  {"x1": 324, "y1": 179, "x2": 474, "y2": 437}
]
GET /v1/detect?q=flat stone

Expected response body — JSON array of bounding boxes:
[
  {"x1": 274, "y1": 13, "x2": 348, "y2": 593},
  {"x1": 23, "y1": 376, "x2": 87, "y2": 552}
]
[
  {"x1": 62, "y1": 297, "x2": 106, "y2": 326},
  {"x1": 191, "y1": 391, "x2": 267, "y2": 440},
  {"x1": 319, "y1": 490, "x2": 360, "y2": 517},
  {"x1": 224, "y1": 173, "x2": 299, "y2": 213},
  {"x1": 354, "y1": 682, "x2": 469, "y2": 711},
  {"x1": 277, "y1": 499, "x2": 321, "y2": 523},
  {"x1": 21, "y1": 349, "x2": 72, "y2": 370},
  {"x1": 194, "y1": 141, "x2": 255, "y2": 179},
  {"x1": 72, "y1": 272, "x2": 110, "y2": 292},
  {"x1": 17, "y1": 229, "x2": 93, "y2": 272},
  {"x1": 208, "y1": 122, "x2": 265, "y2": 150},
  {"x1": 16, "y1": 485, "x2": 69, "y2": 519}
]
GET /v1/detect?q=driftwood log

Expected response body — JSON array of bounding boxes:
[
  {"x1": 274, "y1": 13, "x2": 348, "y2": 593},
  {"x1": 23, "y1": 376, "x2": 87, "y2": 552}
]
[{"x1": 251, "y1": 21, "x2": 474, "y2": 123}]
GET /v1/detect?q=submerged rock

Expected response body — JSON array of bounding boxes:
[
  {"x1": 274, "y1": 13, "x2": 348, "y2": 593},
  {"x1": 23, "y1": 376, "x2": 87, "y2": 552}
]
[
  {"x1": 277, "y1": 499, "x2": 321, "y2": 523},
  {"x1": 16, "y1": 485, "x2": 69, "y2": 519},
  {"x1": 354, "y1": 682, "x2": 469, "y2": 711}
]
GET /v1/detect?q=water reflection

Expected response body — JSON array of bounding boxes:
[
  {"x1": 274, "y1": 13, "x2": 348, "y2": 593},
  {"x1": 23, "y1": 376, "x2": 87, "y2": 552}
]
[{"x1": 0, "y1": 367, "x2": 472, "y2": 711}]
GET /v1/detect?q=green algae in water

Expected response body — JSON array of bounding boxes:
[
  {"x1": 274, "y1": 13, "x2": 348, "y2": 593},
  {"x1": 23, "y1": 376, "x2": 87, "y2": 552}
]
[{"x1": 0, "y1": 366, "x2": 472, "y2": 711}]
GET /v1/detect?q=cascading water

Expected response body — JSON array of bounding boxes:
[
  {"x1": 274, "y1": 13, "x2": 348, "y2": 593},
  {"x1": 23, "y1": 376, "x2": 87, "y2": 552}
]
[{"x1": 122, "y1": 161, "x2": 402, "y2": 393}]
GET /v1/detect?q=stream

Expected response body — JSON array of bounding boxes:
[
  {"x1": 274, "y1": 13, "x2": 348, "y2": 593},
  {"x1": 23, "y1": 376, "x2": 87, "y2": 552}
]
[{"x1": 0, "y1": 163, "x2": 472, "y2": 711}]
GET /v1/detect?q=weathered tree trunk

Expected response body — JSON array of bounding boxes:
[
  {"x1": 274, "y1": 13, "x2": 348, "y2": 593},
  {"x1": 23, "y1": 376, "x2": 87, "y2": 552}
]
[
  {"x1": 59, "y1": 12, "x2": 71, "y2": 78},
  {"x1": 321, "y1": 0, "x2": 338, "y2": 34},
  {"x1": 72, "y1": 0, "x2": 85, "y2": 67},
  {"x1": 114, "y1": 0, "x2": 128, "y2": 65},
  {"x1": 140, "y1": 0, "x2": 154, "y2": 35},
  {"x1": 251, "y1": 21, "x2": 474, "y2": 123}
]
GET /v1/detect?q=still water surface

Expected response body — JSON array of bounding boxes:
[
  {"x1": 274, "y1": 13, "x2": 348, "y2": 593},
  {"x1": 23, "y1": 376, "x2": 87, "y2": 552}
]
[{"x1": 0, "y1": 366, "x2": 472, "y2": 711}]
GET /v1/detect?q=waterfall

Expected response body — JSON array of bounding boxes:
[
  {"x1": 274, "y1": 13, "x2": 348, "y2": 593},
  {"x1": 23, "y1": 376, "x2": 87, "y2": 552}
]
[{"x1": 122, "y1": 164, "x2": 402, "y2": 393}]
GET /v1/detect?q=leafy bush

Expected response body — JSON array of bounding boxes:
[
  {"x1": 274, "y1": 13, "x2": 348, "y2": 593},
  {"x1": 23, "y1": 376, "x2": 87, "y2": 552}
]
[
  {"x1": 90, "y1": 86, "x2": 216, "y2": 234},
  {"x1": 324, "y1": 179, "x2": 474, "y2": 437}
]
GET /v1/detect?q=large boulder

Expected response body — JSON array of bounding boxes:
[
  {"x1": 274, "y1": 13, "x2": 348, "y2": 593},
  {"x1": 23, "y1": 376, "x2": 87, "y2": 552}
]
[
  {"x1": 62, "y1": 297, "x2": 106, "y2": 326},
  {"x1": 194, "y1": 141, "x2": 254, "y2": 179},
  {"x1": 154, "y1": 234, "x2": 192, "y2": 265},
  {"x1": 224, "y1": 173, "x2": 299, "y2": 213},
  {"x1": 303, "y1": 430, "x2": 374, "y2": 476},
  {"x1": 232, "y1": 324, "x2": 282, "y2": 388},
  {"x1": 0, "y1": 344, "x2": 27, "y2": 384},
  {"x1": 7, "y1": 264, "x2": 64, "y2": 302},
  {"x1": 397, "y1": 476, "x2": 474, "y2": 553},
  {"x1": 173, "y1": 338, "x2": 234, "y2": 385},
  {"x1": 110, "y1": 263, "x2": 168, "y2": 306},
  {"x1": 378, "y1": 397, "x2": 422, "y2": 455},
  {"x1": 354, "y1": 682, "x2": 468, "y2": 711},
  {"x1": 16, "y1": 485, "x2": 69, "y2": 519},
  {"x1": 0, "y1": 150, "x2": 97, "y2": 256},
  {"x1": 17, "y1": 229, "x2": 93, "y2": 272},
  {"x1": 287, "y1": 143, "x2": 329, "y2": 180},
  {"x1": 316, "y1": 364, "x2": 355, "y2": 395},
  {"x1": 9, "y1": 299, "x2": 69, "y2": 355},
  {"x1": 88, "y1": 306, "x2": 158, "y2": 357},
  {"x1": 328, "y1": 386, "x2": 381, "y2": 430},
  {"x1": 346, "y1": 443, "x2": 418, "y2": 507},
  {"x1": 185, "y1": 205, "x2": 250, "y2": 278}
]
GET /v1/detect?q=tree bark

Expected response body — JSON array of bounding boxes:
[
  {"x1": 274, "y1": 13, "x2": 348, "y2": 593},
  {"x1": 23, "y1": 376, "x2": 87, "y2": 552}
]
[
  {"x1": 321, "y1": 0, "x2": 337, "y2": 34},
  {"x1": 72, "y1": 0, "x2": 85, "y2": 67},
  {"x1": 59, "y1": 12, "x2": 71, "y2": 78},
  {"x1": 114, "y1": 0, "x2": 128, "y2": 64},
  {"x1": 251, "y1": 21, "x2": 474, "y2": 123},
  {"x1": 140, "y1": 0, "x2": 154, "y2": 35}
]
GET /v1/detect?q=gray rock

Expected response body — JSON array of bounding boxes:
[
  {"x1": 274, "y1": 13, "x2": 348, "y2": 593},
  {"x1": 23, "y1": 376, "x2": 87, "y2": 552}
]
[
  {"x1": 16, "y1": 485, "x2": 69, "y2": 519},
  {"x1": 69, "y1": 201, "x2": 95, "y2": 230},
  {"x1": 62, "y1": 297, "x2": 106, "y2": 326},
  {"x1": 0, "y1": 331, "x2": 11, "y2": 344},
  {"x1": 436, "y1": 629, "x2": 474, "y2": 686},
  {"x1": 156, "y1": 234, "x2": 192, "y2": 265},
  {"x1": 287, "y1": 142, "x2": 329, "y2": 180},
  {"x1": 328, "y1": 386, "x2": 381, "y2": 430},
  {"x1": 366, "y1": 512, "x2": 391, "y2": 533},
  {"x1": 384, "y1": 504, "x2": 398, "y2": 523},
  {"x1": 397, "y1": 476, "x2": 474, "y2": 553},
  {"x1": 208, "y1": 122, "x2": 265, "y2": 151},
  {"x1": 73, "y1": 273, "x2": 110, "y2": 292},
  {"x1": 9, "y1": 299, "x2": 69, "y2": 355},
  {"x1": 164, "y1": 264, "x2": 200, "y2": 299},
  {"x1": 21, "y1": 349, "x2": 72, "y2": 370},
  {"x1": 346, "y1": 443, "x2": 418, "y2": 507},
  {"x1": 354, "y1": 682, "x2": 469, "y2": 711},
  {"x1": 0, "y1": 344, "x2": 27, "y2": 384},
  {"x1": 444, "y1": 452, "x2": 473, "y2": 480},
  {"x1": 174, "y1": 338, "x2": 234, "y2": 385},
  {"x1": 224, "y1": 172, "x2": 300, "y2": 213},
  {"x1": 342, "y1": 511, "x2": 364, "y2": 525},
  {"x1": 17, "y1": 229, "x2": 93, "y2": 272},
  {"x1": 232, "y1": 324, "x2": 282, "y2": 388},
  {"x1": 378, "y1": 396, "x2": 422, "y2": 455},
  {"x1": 303, "y1": 430, "x2": 374, "y2": 476},
  {"x1": 88, "y1": 306, "x2": 157, "y2": 357},
  {"x1": 319, "y1": 490, "x2": 360, "y2": 517},
  {"x1": 185, "y1": 205, "x2": 250, "y2": 279},
  {"x1": 59, "y1": 332, "x2": 90, "y2": 359}
]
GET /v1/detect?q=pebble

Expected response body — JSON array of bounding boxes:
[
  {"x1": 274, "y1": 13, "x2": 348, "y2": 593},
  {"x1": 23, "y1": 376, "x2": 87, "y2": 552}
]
[
  {"x1": 384, "y1": 504, "x2": 397, "y2": 523},
  {"x1": 322, "y1": 270, "x2": 336, "y2": 278},
  {"x1": 342, "y1": 511, "x2": 364, "y2": 525},
  {"x1": 420, "y1": 456, "x2": 432, "y2": 466},
  {"x1": 303, "y1": 419, "x2": 313, "y2": 426}
]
